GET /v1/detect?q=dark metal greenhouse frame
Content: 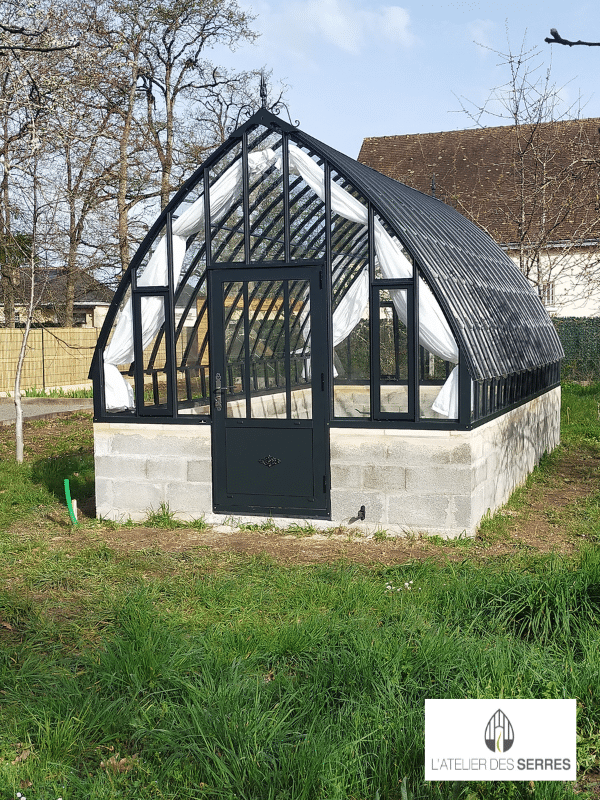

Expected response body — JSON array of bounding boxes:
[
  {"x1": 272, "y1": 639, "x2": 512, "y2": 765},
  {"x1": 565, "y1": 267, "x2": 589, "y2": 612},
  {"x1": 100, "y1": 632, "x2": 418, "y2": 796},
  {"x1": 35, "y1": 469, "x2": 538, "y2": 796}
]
[{"x1": 90, "y1": 107, "x2": 563, "y2": 434}]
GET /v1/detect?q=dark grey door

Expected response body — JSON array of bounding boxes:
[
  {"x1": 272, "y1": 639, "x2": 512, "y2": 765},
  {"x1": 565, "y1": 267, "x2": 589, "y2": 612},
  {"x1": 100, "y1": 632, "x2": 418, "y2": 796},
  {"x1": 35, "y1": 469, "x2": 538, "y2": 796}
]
[{"x1": 209, "y1": 265, "x2": 330, "y2": 518}]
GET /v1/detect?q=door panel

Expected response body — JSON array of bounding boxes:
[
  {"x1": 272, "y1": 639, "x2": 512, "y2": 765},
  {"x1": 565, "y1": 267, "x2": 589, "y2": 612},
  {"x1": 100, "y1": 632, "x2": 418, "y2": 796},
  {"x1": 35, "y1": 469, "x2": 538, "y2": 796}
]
[
  {"x1": 209, "y1": 265, "x2": 329, "y2": 518},
  {"x1": 225, "y1": 428, "x2": 314, "y2": 497}
]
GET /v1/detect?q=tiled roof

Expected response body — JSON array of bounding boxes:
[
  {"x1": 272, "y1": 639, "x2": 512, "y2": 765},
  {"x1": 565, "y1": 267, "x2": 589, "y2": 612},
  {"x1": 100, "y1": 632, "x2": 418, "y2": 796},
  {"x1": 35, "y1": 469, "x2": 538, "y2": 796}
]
[{"x1": 358, "y1": 119, "x2": 600, "y2": 246}]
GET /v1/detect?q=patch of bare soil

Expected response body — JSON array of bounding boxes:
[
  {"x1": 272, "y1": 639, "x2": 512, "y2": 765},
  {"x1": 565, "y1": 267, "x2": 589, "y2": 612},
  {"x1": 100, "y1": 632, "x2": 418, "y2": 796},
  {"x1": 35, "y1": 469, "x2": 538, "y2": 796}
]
[
  {"x1": 88, "y1": 526, "x2": 464, "y2": 565},
  {"x1": 490, "y1": 449, "x2": 600, "y2": 556}
]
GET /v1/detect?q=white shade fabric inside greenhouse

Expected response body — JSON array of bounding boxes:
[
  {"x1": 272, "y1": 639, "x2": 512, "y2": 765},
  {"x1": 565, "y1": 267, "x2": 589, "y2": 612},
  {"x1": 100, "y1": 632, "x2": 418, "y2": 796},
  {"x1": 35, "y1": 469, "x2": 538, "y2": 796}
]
[{"x1": 103, "y1": 146, "x2": 459, "y2": 417}]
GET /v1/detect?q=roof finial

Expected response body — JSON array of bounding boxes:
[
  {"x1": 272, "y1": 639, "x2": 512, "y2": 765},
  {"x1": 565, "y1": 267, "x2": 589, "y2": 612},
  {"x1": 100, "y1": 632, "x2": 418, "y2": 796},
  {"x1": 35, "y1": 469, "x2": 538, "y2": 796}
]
[
  {"x1": 227, "y1": 72, "x2": 299, "y2": 133},
  {"x1": 260, "y1": 70, "x2": 268, "y2": 109}
]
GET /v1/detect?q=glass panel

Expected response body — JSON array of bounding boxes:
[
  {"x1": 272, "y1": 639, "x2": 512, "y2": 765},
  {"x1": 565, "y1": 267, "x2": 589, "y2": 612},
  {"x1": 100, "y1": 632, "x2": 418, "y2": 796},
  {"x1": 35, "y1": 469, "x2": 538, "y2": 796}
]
[
  {"x1": 137, "y1": 224, "x2": 169, "y2": 287},
  {"x1": 104, "y1": 285, "x2": 136, "y2": 415},
  {"x1": 223, "y1": 282, "x2": 247, "y2": 417},
  {"x1": 176, "y1": 277, "x2": 210, "y2": 416},
  {"x1": 177, "y1": 230, "x2": 206, "y2": 291},
  {"x1": 249, "y1": 136, "x2": 285, "y2": 262},
  {"x1": 139, "y1": 295, "x2": 170, "y2": 411},
  {"x1": 330, "y1": 204, "x2": 370, "y2": 419},
  {"x1": 288, "y1": 145, "x2": 326, "y2": 260},
  {"x1": 288, "y1": 279, "x2": 311, "y2": 420},
  {"x1": 248, "y1": 279, "x2": 287, "y2": 417},
  {"x1": 222, "y1": 279, "x2": 312, "y2": 420},
  {"x1": 417, "y1": 268, "x2": 458, "y2": 421},
  {"x1": 209, "y1": 145, "x2": 244, "y2": 264},
  {"x1": 211, "y1": 207, "x2": 244, "y2": 263},
  {"x1": 379, "y1": 288, "x2": 408, "y2": 414},
  {"x1": 333, "y1": 301, "x2": 370, "y2": 419},
  {"x1": 420, "y1": 386, "x2": 447, "y2": 419},
  {"x1": 374, "y1": 215, "x2": 413, "y2": 280},
  {"x1": 419, "y1": 356, "x2": 457, "y2": 420},
  {"x1": 171, "y1": 176, "x2": 203, "y2": 222}
]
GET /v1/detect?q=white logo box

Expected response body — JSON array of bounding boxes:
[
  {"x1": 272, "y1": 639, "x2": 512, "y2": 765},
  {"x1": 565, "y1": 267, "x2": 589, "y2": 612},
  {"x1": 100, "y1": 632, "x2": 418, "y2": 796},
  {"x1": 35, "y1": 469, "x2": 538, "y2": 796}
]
[{"x1": 425, "y1": 699, "x2": 576, "y2": 781}]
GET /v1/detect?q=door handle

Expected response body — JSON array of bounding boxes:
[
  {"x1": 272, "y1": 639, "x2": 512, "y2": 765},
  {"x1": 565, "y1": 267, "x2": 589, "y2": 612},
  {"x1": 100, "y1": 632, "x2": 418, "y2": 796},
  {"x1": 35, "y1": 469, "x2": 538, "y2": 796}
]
[{"x1": 213, "y1": 384, "x2": 234, "y2": 411}]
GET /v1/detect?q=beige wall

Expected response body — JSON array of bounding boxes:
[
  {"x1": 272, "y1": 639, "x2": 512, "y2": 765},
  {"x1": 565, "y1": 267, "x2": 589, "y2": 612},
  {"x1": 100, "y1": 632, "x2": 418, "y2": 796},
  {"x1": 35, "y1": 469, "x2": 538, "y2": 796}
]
[
  {"x1": 509, "y1": 249, "x2": 600, "y2": 317},
  {"x1": 0, "y1": 328, "x2": 97, "y2": 394}
]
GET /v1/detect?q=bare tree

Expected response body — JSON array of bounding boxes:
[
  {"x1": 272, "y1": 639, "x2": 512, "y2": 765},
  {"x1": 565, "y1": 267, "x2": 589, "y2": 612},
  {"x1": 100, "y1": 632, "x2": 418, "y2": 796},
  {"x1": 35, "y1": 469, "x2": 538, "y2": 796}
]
[
  {"x1": 67, "y1": 0, "x2": 260, "y2": 275},
  {"x1": 133, "y1": 0, "x2": 258, "y2": 210},
  {"x1": 10, "y1": 121, "x2": 61, "y2": 461},
  {"x1": 0, "y1": 0, "x2": 79, "y2": 457},
  {"x1": 455, "y1": 34, "x2": 600, "y2": 311},
  {"x1": 0, "y1": 0, "x2": 79, "y2": 326}
]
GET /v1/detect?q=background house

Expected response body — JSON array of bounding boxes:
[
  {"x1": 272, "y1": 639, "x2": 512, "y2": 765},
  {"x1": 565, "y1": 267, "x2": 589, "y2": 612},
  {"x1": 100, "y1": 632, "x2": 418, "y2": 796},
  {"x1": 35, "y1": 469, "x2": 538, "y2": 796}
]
[
  {"x1": 0, "y1": 268, "x2": 114, "y2": 328},
  {"x1": 358, "y1": 118, "x2": 600, "y2": 316}
]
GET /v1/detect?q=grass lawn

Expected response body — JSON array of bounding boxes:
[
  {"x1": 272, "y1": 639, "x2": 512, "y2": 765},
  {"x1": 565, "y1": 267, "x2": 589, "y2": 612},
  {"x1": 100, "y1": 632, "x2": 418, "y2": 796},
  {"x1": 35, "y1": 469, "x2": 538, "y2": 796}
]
[{"x1": 1, "y1": 383, "x2": 600, "y2": 799}]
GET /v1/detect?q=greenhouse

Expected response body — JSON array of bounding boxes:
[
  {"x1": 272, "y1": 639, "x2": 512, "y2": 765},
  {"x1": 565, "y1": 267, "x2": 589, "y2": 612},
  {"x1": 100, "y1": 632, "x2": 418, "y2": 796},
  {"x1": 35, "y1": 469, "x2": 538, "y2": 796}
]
[{"x1": 90, "y1": 106, "x2": 563, "y2": 537}]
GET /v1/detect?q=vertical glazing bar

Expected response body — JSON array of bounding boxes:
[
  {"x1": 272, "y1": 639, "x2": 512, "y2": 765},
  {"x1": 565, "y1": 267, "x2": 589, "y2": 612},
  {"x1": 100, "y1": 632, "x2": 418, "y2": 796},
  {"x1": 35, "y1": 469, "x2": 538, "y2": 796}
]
[
  {"x1": 243, "y1": 282, "x2": 251, "y2": 418},
  {"x1": 411, "y1": 269, "x2": 419, "y2": 420},
  {"x1": 284, "y1": 281, "x2": 292, "y2": 419},
  {"x1": 458, "y1": 357, "x2": 471, "y2": 426},
  {"x1": 95, "y1": 349, "x2": 106, "y2": 418},
  {"x1": 324, "y1": 162, "x2": 333, "y2": 420},
  {"x1": 282, "y1": 133, "x2": 291, "y2": 263},
  {"x1": 368, "y1": 203, "x2": 376, "y2": 420},
  {"x1": 165, "y1": 210, "x2": 177, "y2": 416},
  {"x1": 242, "y1": 131, "x2": 251, "y2": 264},
  {"x1": 203, "y1": 167, "x2": 212, "y2": 268}
]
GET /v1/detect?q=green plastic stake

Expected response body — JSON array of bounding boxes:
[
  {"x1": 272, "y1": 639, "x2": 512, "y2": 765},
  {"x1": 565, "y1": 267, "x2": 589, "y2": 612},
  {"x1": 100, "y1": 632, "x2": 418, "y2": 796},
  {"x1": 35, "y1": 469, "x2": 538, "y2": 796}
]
[{"x1": 64, "y1": 478, "x2": 78, "y2": 525}]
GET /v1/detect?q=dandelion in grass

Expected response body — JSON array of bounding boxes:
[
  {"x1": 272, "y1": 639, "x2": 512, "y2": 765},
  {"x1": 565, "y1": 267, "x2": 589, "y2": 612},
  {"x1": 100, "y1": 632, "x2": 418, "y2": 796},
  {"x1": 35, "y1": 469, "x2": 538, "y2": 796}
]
[{"x1": 386, "y1": 580, "x2": 415, "y2": 592}]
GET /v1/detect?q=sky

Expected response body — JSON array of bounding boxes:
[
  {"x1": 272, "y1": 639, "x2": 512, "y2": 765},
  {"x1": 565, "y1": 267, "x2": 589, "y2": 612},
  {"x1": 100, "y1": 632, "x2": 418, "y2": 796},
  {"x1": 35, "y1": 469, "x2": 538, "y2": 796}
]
[{"x1": 210, "y1": 0, "x2": 600, "y2": 158}]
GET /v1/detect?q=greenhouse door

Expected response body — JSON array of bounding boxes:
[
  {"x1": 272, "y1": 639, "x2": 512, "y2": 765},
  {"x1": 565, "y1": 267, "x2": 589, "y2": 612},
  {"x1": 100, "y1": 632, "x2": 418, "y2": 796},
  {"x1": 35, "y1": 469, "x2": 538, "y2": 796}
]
[{"x1": 209, "y1": 265, "x2": 330, "y2": 518}]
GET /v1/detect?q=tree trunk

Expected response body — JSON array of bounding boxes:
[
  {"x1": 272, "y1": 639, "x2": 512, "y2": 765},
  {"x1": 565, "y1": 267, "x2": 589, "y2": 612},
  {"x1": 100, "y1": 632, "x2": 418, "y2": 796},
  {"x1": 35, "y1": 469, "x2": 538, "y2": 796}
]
[
  {"x1": 116, "y1": 73, "x2": 138, "y2": 276},
  {"x1": 1, "y1": 131, "x2": 14, "y2": 328},
  {"x1": 14, "y1": 242, "x2": 36, "y2": 463}
]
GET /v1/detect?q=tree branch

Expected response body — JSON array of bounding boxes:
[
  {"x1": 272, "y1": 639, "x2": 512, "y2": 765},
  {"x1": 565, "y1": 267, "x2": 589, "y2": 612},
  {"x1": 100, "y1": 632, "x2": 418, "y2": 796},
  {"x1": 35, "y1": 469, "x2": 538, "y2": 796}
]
[{"x1": 545, "y1": 28, "x2": 600, "y2": 47}]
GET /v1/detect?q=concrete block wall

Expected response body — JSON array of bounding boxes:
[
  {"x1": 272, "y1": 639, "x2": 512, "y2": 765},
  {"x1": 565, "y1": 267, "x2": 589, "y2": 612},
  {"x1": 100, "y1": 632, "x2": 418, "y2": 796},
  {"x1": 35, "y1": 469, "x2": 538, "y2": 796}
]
[
  {"x1": 94, "y1": 422, "x2": 213, "y2": 522},
  {"x1": 330, "y1": 386, "x2": 560, "y2": 536},
  {"x1": 94, "y1": 386, "x2": 560, "y2": 537}
]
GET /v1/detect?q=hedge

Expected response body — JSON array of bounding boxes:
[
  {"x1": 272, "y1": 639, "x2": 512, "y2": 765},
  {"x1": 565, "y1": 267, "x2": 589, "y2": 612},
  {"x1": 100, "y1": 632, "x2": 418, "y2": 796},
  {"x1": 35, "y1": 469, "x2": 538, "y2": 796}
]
[{"x1": 554, "y1": 317, "x2": 600, "y2": 382}]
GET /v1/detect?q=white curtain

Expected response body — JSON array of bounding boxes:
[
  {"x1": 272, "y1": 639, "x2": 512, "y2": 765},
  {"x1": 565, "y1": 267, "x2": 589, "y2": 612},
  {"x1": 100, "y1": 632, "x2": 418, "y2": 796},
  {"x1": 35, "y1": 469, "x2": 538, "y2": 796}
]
[
  {"x1": 103, "y1": 149, "x2": 281, "y2": 410},
  {"x1": 287, "y1": 144, "x2": 459, "y2": 417},
  {"x1": 104, "y1": 143, "x2": 459, "y2": 418}
]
